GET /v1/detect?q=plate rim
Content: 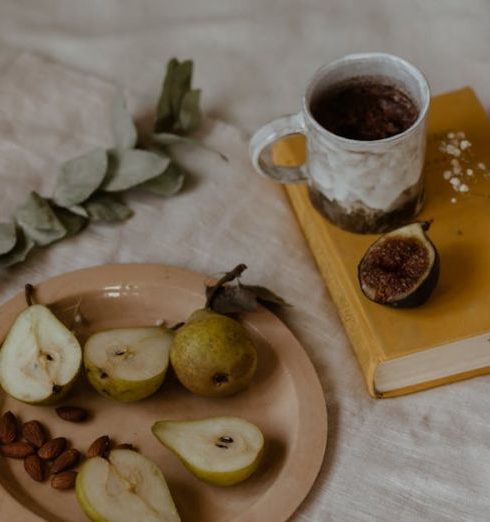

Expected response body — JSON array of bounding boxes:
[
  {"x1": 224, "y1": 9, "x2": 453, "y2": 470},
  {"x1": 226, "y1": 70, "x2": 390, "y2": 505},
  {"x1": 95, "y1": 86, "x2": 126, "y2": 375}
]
[{"x1": 0, "y1": 263, "x2": 327, "y2": 522}]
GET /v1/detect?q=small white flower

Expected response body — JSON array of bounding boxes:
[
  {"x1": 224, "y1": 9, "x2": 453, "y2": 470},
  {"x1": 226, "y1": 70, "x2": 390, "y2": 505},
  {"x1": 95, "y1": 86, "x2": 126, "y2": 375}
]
[
  {"x1": 446, "y1": 145, "x2": 461, "y2": 156},
  {"x1": 478, "y1": 162, "x2": 486, "y2": 170},
  {"x1": 447, "y1": 132, "x2": 455, "y2": 139},
  {"x1": 451, "y1": 158, "x2": 460, "y2": 167},
  {"x1": 456, "y1": 131, "x2": 466, "y2": 139},
  {"x1": 460, "y1": 140, "x2": 472, "y2": 150},
  {"x1": 451, "y1": 197, "x2": 457, "y2": 204},
  {"x1": 459, "y1": 184, "x2": 469, "y2": 193},
  {"x1": 450, "y1": 177, "x2": 461, "y2": 187},
  {"x1": 466, "y1": 169, "x2": 474, "y2": 176}
]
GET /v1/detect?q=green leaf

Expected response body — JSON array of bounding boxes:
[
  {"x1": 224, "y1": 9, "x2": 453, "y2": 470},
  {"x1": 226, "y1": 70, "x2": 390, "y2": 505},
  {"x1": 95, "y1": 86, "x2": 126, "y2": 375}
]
[
  {"x1": 83, "y1": 193, "x2": 134, "y2": 222},
  {"x1": 103, "y1": 149, "x2": 171, "y2": 192},
  {"x1": 51, "y1": 204, "x2": 88, "y2": 237},
  {"x1": 112, "y1": 89, "x2": 138, "y2": 151},
  {"x1": 152, "y1": 133, "x2": 229, "y2": 162},
  {"x1": 14, "y1": 192, "x2": 67, "y2": 246},
  {"x1": 155, "y1": 58, "x2": 179, "y2": 132},
  {"x1": 0, "y1": 229, "x2": 34, "y2": 268},
  {"x1": 53, "y1": 148, "x2": 108, "y2": 207},
  {"x1": 170, "y1": 60, "x2": 193, "y2": 119},
  {"x1": 138, "y1": 162, "x2": 185, "y2": 196},
  {"x1": 0, "y1": 222, "x2": 17, "y2": 255},
  {"x1": 178, "y1": 89, "x2": 201, "y2": 133},
  {"x1": 67, "y1": 204, "x2": 89, "y2": 218}
]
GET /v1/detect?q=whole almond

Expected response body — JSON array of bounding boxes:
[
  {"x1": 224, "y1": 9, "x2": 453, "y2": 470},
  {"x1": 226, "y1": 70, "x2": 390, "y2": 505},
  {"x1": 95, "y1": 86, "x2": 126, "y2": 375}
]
[
  {"x1": 1, "y1": 441, "x2": 35, "y2": 459},
  {"x1": 24, "y1": 454, "x2": 45, "y2": 482},
  {"x1": 51, "y1": 470, "x2": 77, "y2": 490},
  {"x1": 0, "y1": 411, "x2": 18, "y2": 444},
  {"x1": 55, "y1": 406, "x2": 88, "y2": 423},
  {"x1": 51, "y1": 448, "x2": 80, "y2": 474},
  {"x1": 114, "y1": 443, "x2": 134, "y2": 451},
  {"x1": 38, "y1": 437, "x2": 67, "y2": 460},
  {"x1": 22, "y1": 420, "x2": 47, "y2": 448},
  {"x1": 87, "y1": 435, "x2": 110, "y2": 458}
]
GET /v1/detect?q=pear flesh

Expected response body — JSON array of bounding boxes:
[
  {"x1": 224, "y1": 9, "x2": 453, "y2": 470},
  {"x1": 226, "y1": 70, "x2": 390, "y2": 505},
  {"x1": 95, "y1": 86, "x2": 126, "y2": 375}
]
[
  {"x1": 170, "y1": 311, "x2": 258, "y2": 397},
  {"x1": 152, "y1": 416, "x2": 264, "y2": 486},
  {"x1": 76, "y1": 449, "x2": 180, "y2": 522},
  {"x1": 84, "y1": 327, "x2": 172, "y2": 402},
  {"x1": 0, "y1": 304, "x2": 82, "y2": 404}
]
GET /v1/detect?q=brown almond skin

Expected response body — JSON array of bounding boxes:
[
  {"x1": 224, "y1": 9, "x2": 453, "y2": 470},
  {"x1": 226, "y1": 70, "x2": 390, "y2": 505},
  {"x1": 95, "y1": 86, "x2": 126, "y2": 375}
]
[
  {"x1": 22, "y1": 420, "x2": 47, "y2": 449},
  {"x1": 87, "y1": 435, "x2": 111, "y2": 458},
  {"x1": 1, "y1": 442, "x2": 35, "y2": 459},
  {"x1": 38, "y1": 437, "x2": 67, "y2": 461},
  {"x1": 51, "y1": 471, "x2": 77, "y2": 490},
  {"x1": 24, "y1": 454, "x2": 45, "y2": 482},
  {"x1": 55, "y1": 406, "x2": 88, "y2": 423},
  {"x1": 0, "y1": 411, "x2": 18, "y2": 444},
  {"x1": 51, "y1": 448, "x2": 80, "y2": 474},
  {"x1": 114, "y1": 443, "x2": 134, "y2": 451}
]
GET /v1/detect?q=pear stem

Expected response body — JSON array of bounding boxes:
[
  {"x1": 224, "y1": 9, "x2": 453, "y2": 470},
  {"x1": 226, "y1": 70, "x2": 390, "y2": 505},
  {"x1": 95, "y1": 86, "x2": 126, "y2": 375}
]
[
  {"x1": 24, "y1": 284, "x2": 35, "y2": 307},
  {"x1": 205, "y1": 264, "x2": 247, "y2": 308}
]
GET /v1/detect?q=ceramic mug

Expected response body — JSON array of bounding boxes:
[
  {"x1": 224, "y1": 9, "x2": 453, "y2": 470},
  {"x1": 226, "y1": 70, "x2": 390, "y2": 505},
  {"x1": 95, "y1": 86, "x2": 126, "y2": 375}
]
[{"x1": 249, "y1": 53, "x2": 430, "y2": 233}]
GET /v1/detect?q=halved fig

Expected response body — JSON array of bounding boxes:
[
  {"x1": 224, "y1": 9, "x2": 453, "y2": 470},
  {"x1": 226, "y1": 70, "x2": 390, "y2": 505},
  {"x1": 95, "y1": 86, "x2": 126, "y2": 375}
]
[{"x1": 358, "y1": 221, "x2": 439, "y2": 307}]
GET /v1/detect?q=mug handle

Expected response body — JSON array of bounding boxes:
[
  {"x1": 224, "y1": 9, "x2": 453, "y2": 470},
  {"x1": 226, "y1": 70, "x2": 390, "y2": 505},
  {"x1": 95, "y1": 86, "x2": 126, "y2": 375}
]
[{"x1": 249, "y1": 112, "x2": 308, "y2": 183}]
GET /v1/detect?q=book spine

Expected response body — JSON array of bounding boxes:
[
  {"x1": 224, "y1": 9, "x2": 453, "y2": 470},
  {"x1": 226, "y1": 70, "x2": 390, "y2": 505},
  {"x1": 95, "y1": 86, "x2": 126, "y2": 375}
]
[{"x1": 286, "y1": 186, "x2": 383, "y2": 398}]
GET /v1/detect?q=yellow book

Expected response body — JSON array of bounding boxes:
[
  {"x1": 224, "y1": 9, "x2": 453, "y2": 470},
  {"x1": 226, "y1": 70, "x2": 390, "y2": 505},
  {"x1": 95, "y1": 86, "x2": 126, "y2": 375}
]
[{"x1": 273, "y1": 87, "x2": 490, "y2": 398}]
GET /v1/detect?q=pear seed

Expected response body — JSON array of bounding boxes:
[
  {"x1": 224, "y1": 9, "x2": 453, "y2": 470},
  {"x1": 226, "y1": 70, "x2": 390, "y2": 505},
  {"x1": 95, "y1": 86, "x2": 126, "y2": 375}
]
[
  {"x1": 219, "y1": 436, "x2": 234, "y2": 443},
  {"x1": 215, "y1": 443, "x2": 229, "y2": 449}
]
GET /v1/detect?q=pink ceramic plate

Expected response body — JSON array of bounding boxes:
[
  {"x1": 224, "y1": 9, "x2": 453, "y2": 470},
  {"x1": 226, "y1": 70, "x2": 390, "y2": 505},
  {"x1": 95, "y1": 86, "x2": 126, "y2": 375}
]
[{"x1": 0, "y1": 264, "x2": 327, "y2": 522}]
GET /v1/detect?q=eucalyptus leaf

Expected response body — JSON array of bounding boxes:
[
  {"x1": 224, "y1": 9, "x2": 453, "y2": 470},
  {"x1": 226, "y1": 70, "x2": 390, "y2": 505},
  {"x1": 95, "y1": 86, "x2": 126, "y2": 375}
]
[
  {"x1": 53, "y1": 148, "x2": 108, "y2": 207},
  {"x1": 15, "y1": 192, "x2": 67, "y2": 246},
  {"x1": 0, "y1": 222, "x2": 17, "y2": 255},
  {"x1": 152, "y1": 132, "x2": 229, "y2": 162},
  {"x1": 178, "y1": 89, "x2": 201, "y2": 133},
  {"x1": 155, "y1": 58, "x2": 179, "y2": 132},
  {"x1": 170, "y1": 60, "x2": 193, "y2": 120},
  {"x1": 103, "y1": 149, "x2": 171, "y2": 192},
  {"x1": 67, "y1": 204, "x2": 89, "y2": 218},
  {"x1": 112, "y1": 90, "x2": 138, "y2": 151},
  {"x1": 51, "y1": 204, "x2": 88, "y2": 237},
  {"x1": 138, "y1": 162, "x2": 185, "y2": 196},
  {"x1": 84, "y1": 193, "x2": 134, "y2": 222},
  {"x1": 0, "y1": 229, "x2": 34, "y2": 268}
]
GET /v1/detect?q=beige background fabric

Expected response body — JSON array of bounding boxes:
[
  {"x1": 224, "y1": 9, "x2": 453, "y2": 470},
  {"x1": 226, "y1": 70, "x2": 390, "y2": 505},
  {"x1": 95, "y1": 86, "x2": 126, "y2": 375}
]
[{"x1": 0, "y1": 2, "x2": 490, "y2": 520}]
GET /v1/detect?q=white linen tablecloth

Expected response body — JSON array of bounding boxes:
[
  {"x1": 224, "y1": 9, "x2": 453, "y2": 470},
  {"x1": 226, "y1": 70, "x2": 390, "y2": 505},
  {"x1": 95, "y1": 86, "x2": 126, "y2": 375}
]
[{"x1": 1, "y1": 2, "x2": 490, "y2": 521}]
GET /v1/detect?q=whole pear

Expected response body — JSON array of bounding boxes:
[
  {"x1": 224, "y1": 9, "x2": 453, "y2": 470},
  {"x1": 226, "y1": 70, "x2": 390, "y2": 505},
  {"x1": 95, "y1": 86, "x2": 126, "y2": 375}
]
[{"x1": 170, "y1": 309, "x2": 257, "y2": 397}]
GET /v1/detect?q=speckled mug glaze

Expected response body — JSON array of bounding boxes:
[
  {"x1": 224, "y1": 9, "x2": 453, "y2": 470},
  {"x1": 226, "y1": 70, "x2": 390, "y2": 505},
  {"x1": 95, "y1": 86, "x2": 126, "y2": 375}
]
[{"x1": 250, "y1": 53, "x2": 430, "y2": 233}]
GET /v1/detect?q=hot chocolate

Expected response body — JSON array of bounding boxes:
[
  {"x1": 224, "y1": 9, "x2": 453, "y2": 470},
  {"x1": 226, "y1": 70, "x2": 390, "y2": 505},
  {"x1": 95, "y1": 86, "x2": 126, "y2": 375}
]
[{"x1": 311, "y1": 78, "x2": 419, "y2": 141}]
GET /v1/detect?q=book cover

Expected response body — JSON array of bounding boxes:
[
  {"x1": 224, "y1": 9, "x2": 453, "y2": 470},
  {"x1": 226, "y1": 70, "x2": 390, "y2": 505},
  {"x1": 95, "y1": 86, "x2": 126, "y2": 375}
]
[{"x1": 273, "y1": 87, "x2": 490, "y2": 397}]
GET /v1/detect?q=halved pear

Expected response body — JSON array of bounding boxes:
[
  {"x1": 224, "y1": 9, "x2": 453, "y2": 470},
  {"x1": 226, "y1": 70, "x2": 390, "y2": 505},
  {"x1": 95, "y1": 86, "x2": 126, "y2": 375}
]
[
  {"x1": 76, "y1": 449, "x2": 180, "y2": 522},
  {"x1": 0, "y1": 304, "x2": 82, "y2": 404},
  {"x1": 84, "y1": 327, "x2": 172, "y2": 402},
  {"x1": 152, "y1": 416, "x2": 264, "y2": 486}
]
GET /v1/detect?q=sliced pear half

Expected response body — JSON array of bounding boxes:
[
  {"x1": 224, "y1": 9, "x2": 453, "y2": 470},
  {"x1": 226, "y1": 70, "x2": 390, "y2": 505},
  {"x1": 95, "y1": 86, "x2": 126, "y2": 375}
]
[
  {"x1": 84, "y1": 327, "x2": 172, "y2": 402},
  {"x1": 0, "y1": 304, "x2": 82, "y2": 404},
  {"x1": 152, "y1": 416, "x2": 264, "y2": 486},
  {"x1": 76, "y1": 449, "x2": 180, "y2": 522}
]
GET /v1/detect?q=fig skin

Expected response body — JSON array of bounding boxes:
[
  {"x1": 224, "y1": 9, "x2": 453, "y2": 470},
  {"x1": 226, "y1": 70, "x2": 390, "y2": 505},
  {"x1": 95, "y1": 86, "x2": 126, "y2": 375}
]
[{"x1": 357, "y1": 221, "x2": 440, "y2": 308}]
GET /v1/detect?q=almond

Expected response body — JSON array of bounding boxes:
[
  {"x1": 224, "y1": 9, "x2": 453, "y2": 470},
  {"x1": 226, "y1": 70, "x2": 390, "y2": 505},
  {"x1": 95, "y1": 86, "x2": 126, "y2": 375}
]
[
  {"x1": 114, "y1": 443, "x2": 134, "y2": 451},
  {"x1": 51, "y1": 470, "x2": 77, "y2": 490},
  {"x1": 0, "y1": 411, "x2": 18, "y2": 444},
  {"x1": 24, "y1": 454, "x2": 45, "y2": 482},
  {"x1": 1, "y1": 441, "x2": 35, "y2": 459},
  {"x1": 55, "y1": 406, "x2": 88, "y2": 423},
  {"x1": 22, "y1": 420, "x2": 47, "y2": 448},
  {"x1": 51, "y1": 448, "x2": 80, "y2": 474},
  {"x1": 87, "y1": 435, "x2": 111, "y2": 458},
  {"x1": 38, "y1": 437, "x2": 67, "y2": 460}
]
